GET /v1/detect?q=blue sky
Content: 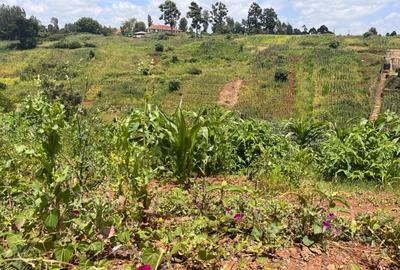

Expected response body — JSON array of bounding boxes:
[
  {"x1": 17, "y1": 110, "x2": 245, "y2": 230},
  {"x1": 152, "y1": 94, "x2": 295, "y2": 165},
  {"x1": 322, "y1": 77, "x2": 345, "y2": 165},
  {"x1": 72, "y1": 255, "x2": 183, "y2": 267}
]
[{"x1": 2, "y1": 0, "x2": 400, "y2": 34}]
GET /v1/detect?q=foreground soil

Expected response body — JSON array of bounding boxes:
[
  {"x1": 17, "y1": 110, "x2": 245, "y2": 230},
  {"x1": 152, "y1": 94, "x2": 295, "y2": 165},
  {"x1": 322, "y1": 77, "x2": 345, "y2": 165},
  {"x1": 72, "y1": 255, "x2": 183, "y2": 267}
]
[{"x1": 106, "y1": 180, "x2": 399, "y2": 270}]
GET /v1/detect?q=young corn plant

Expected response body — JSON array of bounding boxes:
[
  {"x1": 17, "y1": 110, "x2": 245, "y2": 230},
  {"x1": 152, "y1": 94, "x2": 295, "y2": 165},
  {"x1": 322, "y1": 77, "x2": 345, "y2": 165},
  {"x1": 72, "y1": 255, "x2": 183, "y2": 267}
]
[{"x1": 159, "y1": 103, "x2": 203, "y2": 187}]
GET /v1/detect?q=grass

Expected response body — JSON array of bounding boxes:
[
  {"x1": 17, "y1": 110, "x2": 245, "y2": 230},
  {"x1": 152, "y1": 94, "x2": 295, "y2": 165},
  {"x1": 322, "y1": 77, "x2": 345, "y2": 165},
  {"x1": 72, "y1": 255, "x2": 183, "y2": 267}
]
[{"x1": 0, "y1": 33, "x2": 399, "y2": 124}]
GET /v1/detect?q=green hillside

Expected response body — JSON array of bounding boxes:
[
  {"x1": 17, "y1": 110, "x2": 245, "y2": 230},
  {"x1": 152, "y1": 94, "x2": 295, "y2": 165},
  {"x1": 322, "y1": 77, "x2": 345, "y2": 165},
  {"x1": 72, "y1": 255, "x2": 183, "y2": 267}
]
[{"x1": 1, "y1": 33, "x2": 400, "y2": 124}]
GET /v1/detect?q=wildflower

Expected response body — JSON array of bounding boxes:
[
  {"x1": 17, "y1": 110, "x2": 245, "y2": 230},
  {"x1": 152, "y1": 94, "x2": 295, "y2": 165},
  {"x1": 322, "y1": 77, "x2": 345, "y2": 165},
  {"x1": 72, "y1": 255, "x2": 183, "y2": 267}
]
[
  {"x1": 327, "y1": 213, "x2": 335, "y2": 219},
  {"x1": 137, "y1": 264, "x2": 151, "y2": 270},
  {"x1": 225, "y1": 207, "x2": 232, "y2": 214},
  {"x1": 233, "y1": 213, "x2": 243, "y2": 222},
  {"x1": 322, "y1": 221, "x2": 331, "y2": 232},
  {"x1": 158, "y1": 217, "x2": 164, "y2": 222},
  {"x1": 71, "y1": 210, "x2": 80, "y2": 217}
]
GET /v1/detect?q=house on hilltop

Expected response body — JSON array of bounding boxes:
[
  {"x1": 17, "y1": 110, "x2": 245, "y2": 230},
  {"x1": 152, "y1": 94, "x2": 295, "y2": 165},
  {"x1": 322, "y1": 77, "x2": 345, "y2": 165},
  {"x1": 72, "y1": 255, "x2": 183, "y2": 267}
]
[{"x1": 147, "y1": 24, "x2": 181, "y2": 33}]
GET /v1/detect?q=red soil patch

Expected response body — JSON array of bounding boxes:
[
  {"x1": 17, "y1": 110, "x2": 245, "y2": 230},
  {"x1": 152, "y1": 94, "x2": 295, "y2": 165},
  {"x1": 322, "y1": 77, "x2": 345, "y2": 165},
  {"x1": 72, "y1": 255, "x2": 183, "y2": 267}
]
[
  {"x1": 218, "y1": 79, "x2": 243, "y2": 108},
  {"x1": 81, "y1": 100, "x2": 95, "y2": 107},
  {"x1": 341, "y1": 192, "x2": 400, "y2": 221}
]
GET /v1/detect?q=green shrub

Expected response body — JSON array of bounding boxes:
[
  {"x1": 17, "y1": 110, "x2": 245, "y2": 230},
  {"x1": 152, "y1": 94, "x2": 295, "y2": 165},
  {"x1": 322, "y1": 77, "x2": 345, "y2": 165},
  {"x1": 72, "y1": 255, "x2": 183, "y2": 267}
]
[
  {"x1": 168, "y1": 79, "x2": 181, "y2": 91},
  {"x1": 171, "y1": 55, "x2": 179, "y2": 63},
  {"x1": 0, "y1": 82, "x2": 6, "y2": 90},
  {"x1": 155, "y1": 43, "x2": 164, "y2": 52},
  {"x1": 275, "y1": 69, "x2": 288, "y2": 82},
  {"x1": 0, "y1": 93, "x2": 14, "y2": 112},
  {"x1": 88, "y1": 50, "x2": 95, "y2": 60},
  {"x1": 84, "y1": 42, "x2": 96, "y2": 48},
  {"x1": 54, "y1": 39, "x2": 83, "y2": 49},
  {"x1": 187, "y1": 67, "x2": 202, "y2": 75},
  {"x1": 329, "y1": 41, "x2": 340, "y2": 49}
]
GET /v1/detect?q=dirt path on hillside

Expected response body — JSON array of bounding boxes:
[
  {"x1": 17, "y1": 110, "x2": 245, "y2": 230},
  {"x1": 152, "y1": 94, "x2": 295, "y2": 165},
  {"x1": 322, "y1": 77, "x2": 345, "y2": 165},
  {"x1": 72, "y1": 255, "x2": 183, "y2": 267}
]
[
  {"x1": 218, "y1": 79, "x2": 243, "y2": 108},
  {"x1": 369, "y1": 73, "x2": 386, "y2": 121}
]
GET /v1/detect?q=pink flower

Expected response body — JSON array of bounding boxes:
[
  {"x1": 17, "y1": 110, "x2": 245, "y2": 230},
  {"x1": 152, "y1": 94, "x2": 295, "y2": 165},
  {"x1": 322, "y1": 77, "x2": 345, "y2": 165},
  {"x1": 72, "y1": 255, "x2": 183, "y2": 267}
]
[
  {"x1": 137, "y1": 264, "x2": 151, "y2": 270},
  {"x1": 327, "y1": 213, "x2": 335, "y2": 219},
  {"x1": 322, "y1": 221, "x2": 331, "y2": 232},
  {"x1": 225, "y1": 207, "x2": 232, "y2": 214},
  {"x1": 233, "y1": 213, "x2": 243, "y2": 222}
]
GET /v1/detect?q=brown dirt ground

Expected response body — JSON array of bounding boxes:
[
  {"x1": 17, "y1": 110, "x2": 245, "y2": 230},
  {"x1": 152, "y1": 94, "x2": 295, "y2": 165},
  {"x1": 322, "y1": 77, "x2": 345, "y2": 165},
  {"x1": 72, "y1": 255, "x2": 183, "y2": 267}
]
[
  {"x1": 106, "y1": 177, "x2": 399, "y2": 270},
  {"x1": 218, "y1": 80, "x2": 244, "y2": 108}
]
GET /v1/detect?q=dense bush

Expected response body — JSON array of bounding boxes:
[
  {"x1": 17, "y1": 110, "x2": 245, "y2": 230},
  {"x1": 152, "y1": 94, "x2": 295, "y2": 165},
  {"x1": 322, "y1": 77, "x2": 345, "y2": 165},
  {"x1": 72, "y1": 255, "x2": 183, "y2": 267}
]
[
  {"x1": 74, "y1": 17, "x2": 102, "y2": 34},
  {"x1": 84, "y1": 42, "x2": 96, "y2": 48},
  {"x1": 274, "y1": 69, "x2": 288, "y2": 82},
  {"x1": 54, "y1": 39, "x2": 83, "y2": 49},
  {"x1": 168, "y1": 79, "x2": 181, "y2": 91},
  {"x1": 319, "y1": 112, "x2": 400, "y2": 186},
  {"x1": 187, "y1": 67, "x2": 202, "y2": 75},
  {"x1": 171, "y1": 55, "x2": 179, "y2": 63},
  {"x1": 329, "y1": 41, "x2": 340, "y2": 49},
  {"x1": 0, "y1": 93, "x2": 14, "y2": 111},
  {"x1": 155, "y1": 43, "x2": 164, "y2": 52}
]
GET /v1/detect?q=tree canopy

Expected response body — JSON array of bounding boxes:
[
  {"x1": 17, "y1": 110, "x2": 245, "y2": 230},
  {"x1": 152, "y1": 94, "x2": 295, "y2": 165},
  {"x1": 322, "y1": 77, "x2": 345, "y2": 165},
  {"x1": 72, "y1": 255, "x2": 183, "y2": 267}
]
[
  {"x1": 210, "y1": 2, "x2": 228, "y2": 34},
  {"x1": 74, "y1": 17, "x2": 103, "y2": 34},
  {"x1": 159, "y1": 0, "x2": 181, "y2": 29},
  {"x1": 187, "y1": 1, "x2": 203, "y2": 35}
]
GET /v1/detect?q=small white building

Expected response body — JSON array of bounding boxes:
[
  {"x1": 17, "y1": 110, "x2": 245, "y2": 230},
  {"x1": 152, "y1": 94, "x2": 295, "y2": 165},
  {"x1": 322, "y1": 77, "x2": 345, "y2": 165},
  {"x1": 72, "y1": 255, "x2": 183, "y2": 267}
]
[{"x1": 133, "y1": 31, "x2": 147, "y2": 38}]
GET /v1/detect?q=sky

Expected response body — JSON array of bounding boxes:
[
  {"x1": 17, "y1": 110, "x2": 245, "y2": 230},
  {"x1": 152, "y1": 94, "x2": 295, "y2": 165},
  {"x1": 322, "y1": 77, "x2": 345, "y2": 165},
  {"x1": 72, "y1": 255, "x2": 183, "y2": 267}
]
[{"x1": 1, "y1": 0, "x2": 400, "y2": 35}]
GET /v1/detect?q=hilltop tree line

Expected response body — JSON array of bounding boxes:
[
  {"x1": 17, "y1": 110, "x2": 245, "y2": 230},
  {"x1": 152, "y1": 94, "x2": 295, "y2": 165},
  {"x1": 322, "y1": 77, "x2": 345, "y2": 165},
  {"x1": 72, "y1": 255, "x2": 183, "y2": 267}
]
[
  {"x1": 0, "y1": 4, "x2": 114, "y2": 49},
  {"x1": 1, "y1": 1, "x2": 398, "y2": 50},
  {"x1": 155, "y1": 0, "x2": 334, "y2": 36}
]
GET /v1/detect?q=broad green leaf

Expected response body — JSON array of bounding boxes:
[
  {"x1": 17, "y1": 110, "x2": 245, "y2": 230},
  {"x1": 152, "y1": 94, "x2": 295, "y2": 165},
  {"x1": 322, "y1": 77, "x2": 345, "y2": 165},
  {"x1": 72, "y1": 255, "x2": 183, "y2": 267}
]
[
  {"x1": 313, "y1": 224, "x2": 323, "y2": 235},
  {"x1": 54, "y1": 245, "x2": 74, "y2": 262},
  {"x1": 44, "y1": 210, "x2": 59, "y2": 230},
  {"x1": 142, "y1": 248, "x2": 163, "y2": 270},
  {"x1": 6, "y1": 233, "x2": 25, "y2": 248},
  {"x1": 302, "y1": 236, "x2": 314, "y2": 247},
  {"x1": 198, "y1": 249, "x2": 216, "y2": 261}
]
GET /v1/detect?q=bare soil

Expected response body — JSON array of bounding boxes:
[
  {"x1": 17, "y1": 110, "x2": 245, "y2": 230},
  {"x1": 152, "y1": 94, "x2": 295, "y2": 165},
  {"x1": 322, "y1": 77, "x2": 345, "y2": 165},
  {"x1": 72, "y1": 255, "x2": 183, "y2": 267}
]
[{"x1": 218, "y1": 79, "x2": 243, "y2": 108}]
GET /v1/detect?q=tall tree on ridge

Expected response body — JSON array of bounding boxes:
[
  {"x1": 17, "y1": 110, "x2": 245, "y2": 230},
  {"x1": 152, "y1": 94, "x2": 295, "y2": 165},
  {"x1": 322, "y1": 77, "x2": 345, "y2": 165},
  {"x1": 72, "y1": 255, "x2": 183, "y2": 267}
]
[
  {"x1": 247, "y1": 2, "x2": 263, "y2": 34},
  {"x1": 262, "y1": 7, "x2": 278, "y2": 34},
  {"x1": 187, "y1": 1, "x2": 203, "y2": 36},
  {"x1": 210, "y1": 1, "x2": 228, "y2": 34},
  {"x1": 201, "y1": 10, "x2": 210, "y2": 33},
  {"x1": 159, "y1": 0, "x2": 181, "y2": 30}
]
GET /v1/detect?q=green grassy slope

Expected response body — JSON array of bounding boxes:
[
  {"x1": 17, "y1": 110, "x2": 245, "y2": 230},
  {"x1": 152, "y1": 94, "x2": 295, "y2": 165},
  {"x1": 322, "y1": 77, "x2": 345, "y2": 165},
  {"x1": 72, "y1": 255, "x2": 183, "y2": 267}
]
[{"x1": 1, "y1": 33, "x2": 399, "y2": 123}]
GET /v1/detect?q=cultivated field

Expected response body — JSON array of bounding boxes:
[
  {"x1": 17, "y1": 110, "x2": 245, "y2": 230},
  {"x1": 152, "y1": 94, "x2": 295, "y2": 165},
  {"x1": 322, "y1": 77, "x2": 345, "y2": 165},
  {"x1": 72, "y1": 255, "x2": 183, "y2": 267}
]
[{"x1": 1, "y1": 34, "x2": 400, "y2": 270}]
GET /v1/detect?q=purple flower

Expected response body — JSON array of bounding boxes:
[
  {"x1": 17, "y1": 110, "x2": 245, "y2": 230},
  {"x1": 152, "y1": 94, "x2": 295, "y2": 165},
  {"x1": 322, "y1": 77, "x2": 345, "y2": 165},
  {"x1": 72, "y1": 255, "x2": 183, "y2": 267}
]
[
  {"x1": 322, "y1": 221, "x2": 331, "y2": 232},
  {"x1": 233, "y1": 213, "x2": 243, "y2": 222},
  {"x1": 225, "y1": 207, "x2": 232, "y2": 214},
  {"x1": 137, "y1": 264, "x2": 151, "y2": 270},
  {"x1": 327, "y1": 213, "x2": 335, "y2": 220}
]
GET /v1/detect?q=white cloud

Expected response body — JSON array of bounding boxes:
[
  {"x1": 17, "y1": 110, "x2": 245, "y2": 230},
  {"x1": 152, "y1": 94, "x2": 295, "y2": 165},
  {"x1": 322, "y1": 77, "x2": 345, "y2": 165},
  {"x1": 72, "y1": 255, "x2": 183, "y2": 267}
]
[
  {"x1": 1, "y1": 0, "x2": 399, "y2": 34},
  {"x1": 292, "y1": 0, "x2": 397, "y2": 34}
]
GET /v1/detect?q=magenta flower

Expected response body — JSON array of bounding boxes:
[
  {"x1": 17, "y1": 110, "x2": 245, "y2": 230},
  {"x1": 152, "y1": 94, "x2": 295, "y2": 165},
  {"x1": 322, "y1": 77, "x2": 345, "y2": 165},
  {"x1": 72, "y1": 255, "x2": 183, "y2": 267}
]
[
  {"x1": 233, "y1": 213, "x2": 243, "y2": 222},
  {"x1": 327, "y1": 213, "x2": 335, "y2": 219},
  {"x1": 322, "y1": 221, "x2": 331, "y2": 232},
  {"x1": 137, "y1": 264, "x2": 151, "y2": 270},
  {"x1": 225, "y1": 207, "x2": 232, "y2": 214}
]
